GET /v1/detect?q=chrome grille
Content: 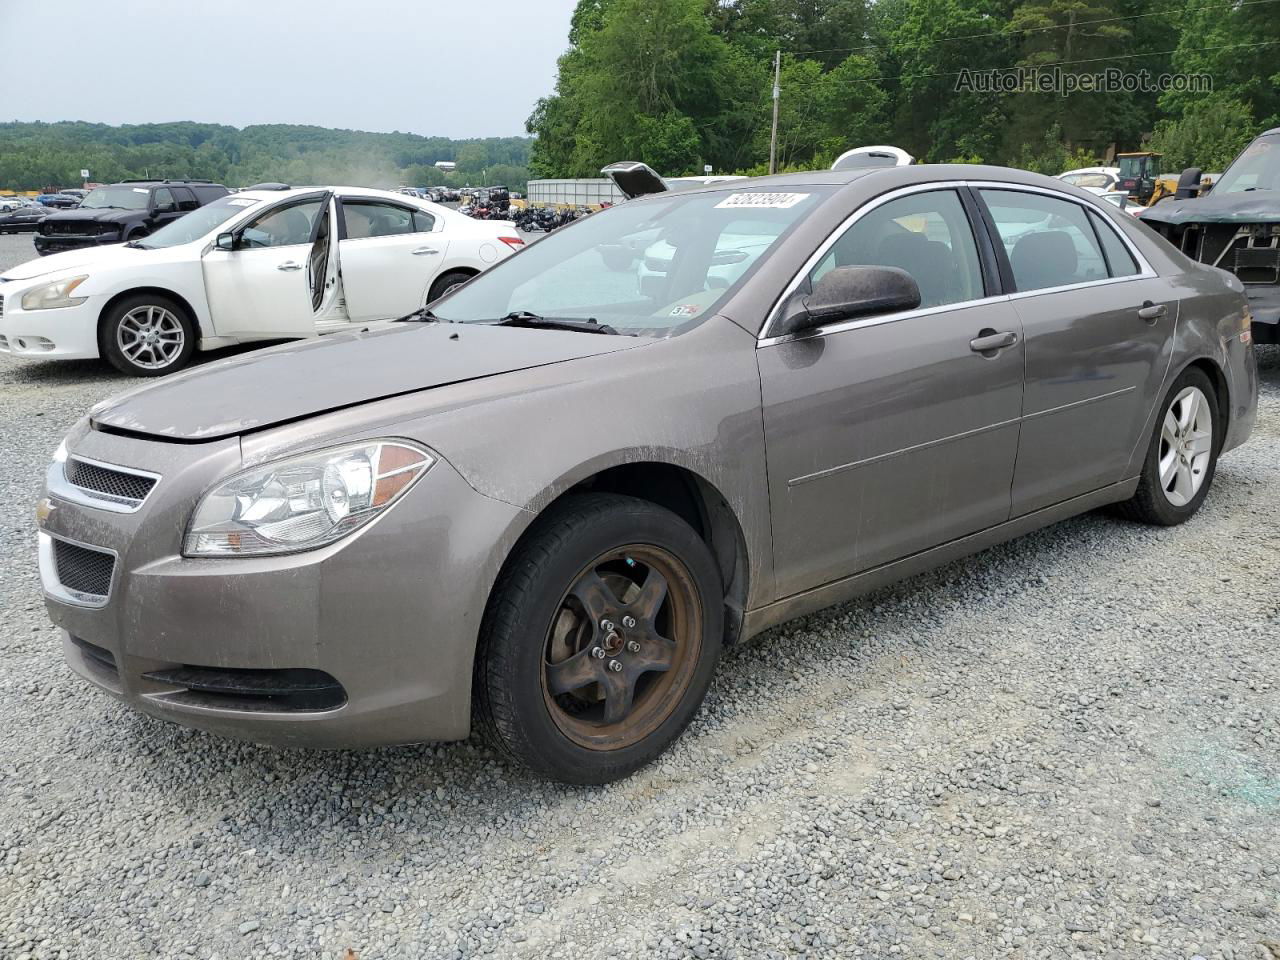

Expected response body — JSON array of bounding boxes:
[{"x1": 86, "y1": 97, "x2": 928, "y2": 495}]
[
  {"x1": 0, "y1": 292, "x2": 5, "y2": 319},
  {"x1": 53, "y1": 539, "x2": 116, "y2": 600},
  {"x1": 66, "y1": 457, "x2": 157, "y2": 508}
]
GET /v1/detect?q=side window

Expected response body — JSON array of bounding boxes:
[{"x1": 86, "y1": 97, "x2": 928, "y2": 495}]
[
  {"x1": 1089, "y1": 211, "x2": 1140, "y2": 278},
  {"x1": 172, "y1": 187, "x2": 198, "y2": 211},
  {"x1": 153, "y1": 187, "x2": 175, "y2": 212},
  {"x1": 239, "y1": 199, "x2": 322, "y2": 248},
  {"x1": 343, "y1": 200, "x2": 416, "y2": 239},
  {"x1": 979, "y1": 189, "x2": 1108, "y2": 292},
  {"x1": 413, "y1": 209, "x2": 436, "y2": 232},
  {"x1": 193, "y1": 186, "x2": 227, "y2": 204},
  {"x1": 809, "y1": 189, "x2": 984, "y2": 309}
]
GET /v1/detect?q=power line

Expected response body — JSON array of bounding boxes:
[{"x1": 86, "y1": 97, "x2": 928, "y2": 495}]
[
  {"x1": 778, "y1": 38, "x2": 1280, "y2": 88},
  {"x1": 781, "y1": 0, "x2": 1280, "y2": 58}
]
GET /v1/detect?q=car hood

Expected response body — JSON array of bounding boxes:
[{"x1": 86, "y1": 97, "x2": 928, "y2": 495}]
[
  {"x1": 1140, "y1": 190, "x2": 1280, "y2": 226},
  {"x1": 43, "y1": 207, "x2": 136, "y2": 223},
  {"x1": 1, "y1": 242, "x2": 151, "y2": 281},
  {"x1": 90, "y1": 322, "x2": 648, "y2": 441}
]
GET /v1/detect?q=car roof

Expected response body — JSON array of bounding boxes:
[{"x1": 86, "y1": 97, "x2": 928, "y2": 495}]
[
  {"x1": 634, "y1": 163, "x2": 1083, "y2": 195},
  {"x1": 230, "y1": 185, "x2": 449, "y2": 206}
]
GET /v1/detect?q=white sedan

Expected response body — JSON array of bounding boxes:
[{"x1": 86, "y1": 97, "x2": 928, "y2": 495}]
[
  {"x1": 1056, "y1": 166, "x2": 1121, "y2": 195},
  {"x1": 0, "y1": 185, "x2": 524, "y2": 375}
]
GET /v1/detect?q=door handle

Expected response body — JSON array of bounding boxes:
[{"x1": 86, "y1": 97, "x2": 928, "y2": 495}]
[
  {"x1": 411, "y1": 246, "x2": 439, "y2": 256},
  {"x1": 969, "y1": 330, "x2": 1018, "y2": 354},
  {"x1": 1138, "y1": 301, "x2": 1167, "y2": 322},
  {"x1": 277, "y1": 260, "x2": 304, "y2": 271}
]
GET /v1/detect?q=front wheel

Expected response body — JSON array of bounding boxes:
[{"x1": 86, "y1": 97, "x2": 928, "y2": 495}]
[
  {"x1": 1116, "y1": 366, "x2": 1219, "y2": 525},
  {"x1": 474, "y1": 493, "x2": 724, "y2": 784},
  {"x1": 99, "y1": 294, "x2": 196, "y2": 377}
]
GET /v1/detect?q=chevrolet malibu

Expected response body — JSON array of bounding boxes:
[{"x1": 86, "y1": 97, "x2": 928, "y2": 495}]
[
  {"x1": 0, "y1": 185, "x2": 523, "y2": 376},
  {"x1": 38, "y1": 165, "x2": 1257, "y2": 784}
]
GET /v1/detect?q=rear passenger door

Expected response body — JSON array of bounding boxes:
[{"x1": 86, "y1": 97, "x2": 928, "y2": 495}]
[
  {"x1": 758, "y1": 187, "x2": 1026, "y2": 597},
  {"x1": 337, "y1": 198, "x2": 446, "y2": 321},
  {"x1": 976, "y1": 188, "x2": 1176, "y2": 515}
]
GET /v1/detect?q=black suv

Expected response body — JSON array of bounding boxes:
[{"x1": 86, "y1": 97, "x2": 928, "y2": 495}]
[{"x1": 34, "y1": 179, "x2": 230, "y2": 255}]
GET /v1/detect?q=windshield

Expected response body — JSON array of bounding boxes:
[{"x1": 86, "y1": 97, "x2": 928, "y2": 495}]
[
  {"x1": 133, "y1": 195, "x2": 257, "y2": 249},
  {"x1": 433, "y1": 187, "x2": 828, "y2": 336},
  {"x1": 1213, "y1": 135, "x2": 1280, "y2": 194},
  {"x1": 80, "y1": 186, "x2": 151, "y2": 210}
]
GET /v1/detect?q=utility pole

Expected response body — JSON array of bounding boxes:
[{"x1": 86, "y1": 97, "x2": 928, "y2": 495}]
[{"x1": 769, "y1": 50, "x2": 781, "y2": 175}]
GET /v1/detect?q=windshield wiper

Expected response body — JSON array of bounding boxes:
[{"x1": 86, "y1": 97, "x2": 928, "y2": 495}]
[
  {"x1": 494, "y1": 311, "x2": 619, "y2": 335},
  {"x1": 396, "y1": 307, "x2": 443, "y2": 323}
]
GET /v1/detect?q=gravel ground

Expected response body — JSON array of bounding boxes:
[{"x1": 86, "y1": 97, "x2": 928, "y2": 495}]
[{"x1": 1, "y1": 230, "x2": 1278, "y2": 960}]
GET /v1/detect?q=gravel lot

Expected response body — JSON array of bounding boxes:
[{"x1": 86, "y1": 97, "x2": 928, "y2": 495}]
[{"x1": 1, "y1": 229, "x2": 1278, "y2": 960}]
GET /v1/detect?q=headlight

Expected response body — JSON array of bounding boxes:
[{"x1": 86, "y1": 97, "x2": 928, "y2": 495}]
[
  {"x1": 21, "y1": 275, "x2": 88, "y2": 311},
  {"x1": 184, "y1": 441, "x2": 434, "y2": 558}
]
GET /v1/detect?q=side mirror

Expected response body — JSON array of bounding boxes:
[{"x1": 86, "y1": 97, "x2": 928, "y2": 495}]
[
  {"x1": 776, "y1": 265, "x2": 922, "y2": 337},
  {"x1": 215, "y1": 231, "x2": 238, "y2": 251},
  {"x1": 153, "y1": 203, "x2": 175, "y2": 215},
  {"x1": 1175, "y1": 167, "x2": 1203, "y2": 200}
]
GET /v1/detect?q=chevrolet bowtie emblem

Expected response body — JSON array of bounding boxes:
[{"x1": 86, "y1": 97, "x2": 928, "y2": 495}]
[{"x1": 35, "y1": 498, "x2": 55, "y2": 526}]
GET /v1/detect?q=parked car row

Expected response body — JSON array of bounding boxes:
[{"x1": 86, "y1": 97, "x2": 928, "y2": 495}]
[{"x1": 26, "y1": 159, "x2": 1258, "y2": 785}]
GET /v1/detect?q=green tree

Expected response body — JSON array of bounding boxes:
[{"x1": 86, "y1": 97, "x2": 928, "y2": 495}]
[{"x1": 1148, "y1": 95, "x2": 1256, "y2": 171}]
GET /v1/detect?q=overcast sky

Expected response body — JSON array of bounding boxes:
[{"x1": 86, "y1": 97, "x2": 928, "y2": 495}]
[{"x1": 0, "y1": 0, "x2": 576, "y2": 139}]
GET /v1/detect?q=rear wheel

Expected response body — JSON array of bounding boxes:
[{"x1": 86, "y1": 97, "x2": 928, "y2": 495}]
[
  {"x1": 474, "y1": 494, "x2": 723, "y2": 784},
  {"x1": 99, "y1": 293, "x2": 196, "y2": 377},
  {"x1": 1116, "y1": 366, "x2": 1219, "y2": 525},
  {"x1": 427, "y1": 270, "x2": 473, "y2": 303}
]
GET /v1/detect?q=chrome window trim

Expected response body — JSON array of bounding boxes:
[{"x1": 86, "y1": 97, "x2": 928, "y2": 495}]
[
  {"x1": 49, "y1": 453, "x2": 161, "y2": 514},
  {"x1": 38, "y1": 531, "x2": 118, "y2": 609},
  {"x1": 757, "y1": 178, "x2": 1159, "y2": 347}
]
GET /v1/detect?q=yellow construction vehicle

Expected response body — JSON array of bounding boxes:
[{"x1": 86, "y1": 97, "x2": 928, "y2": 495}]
[{"x1": 1116, "y1": 151, "x2": 1164, "y2": 204}]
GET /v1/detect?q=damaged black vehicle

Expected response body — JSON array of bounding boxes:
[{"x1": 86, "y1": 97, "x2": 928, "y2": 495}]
[{"x1": 1141, "y1": 128, "x2": 1280, "y2": 344}]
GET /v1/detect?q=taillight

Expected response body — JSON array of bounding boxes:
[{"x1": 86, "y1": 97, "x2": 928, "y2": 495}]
[{"x1": 498, "y1": 235, "x2": 524, "y2": 251}]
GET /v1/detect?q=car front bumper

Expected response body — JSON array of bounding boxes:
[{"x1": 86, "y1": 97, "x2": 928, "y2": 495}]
[
  {"x1": 33, "y1": 233, "x2": 121, "y2": 256},
  {"x1": 39, "y1": 421, "x2": 526, "y2": 749},
  {"x1": 0, "y1": 295, "x2": 102, "y2": 360}
]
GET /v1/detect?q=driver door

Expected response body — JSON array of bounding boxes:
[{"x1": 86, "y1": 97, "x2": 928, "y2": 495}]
[{"x1": 202, "y1": 192, "x2": 334, "y2": 339}]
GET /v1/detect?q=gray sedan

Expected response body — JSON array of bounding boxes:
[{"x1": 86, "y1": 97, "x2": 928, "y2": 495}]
[{"x1": 38, "y1": 165, "x2": 1257, "y2": 784}]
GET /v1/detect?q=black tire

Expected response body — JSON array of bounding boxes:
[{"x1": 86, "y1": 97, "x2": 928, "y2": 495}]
[
  {"x1": 474, "y1": 493, "x2": 724, "y2": 784},
  {"x1": 125, "y1": 227, "x2": 148, "y2": 242},
  {"x1": 1115, "y1": 366, "x2": 1220, "y2": 525},
  {"x1": 99, "y1": 292, "x2": 197, "y2": 377},
  {"x1": 428, "y1": 270, "x2": 473, "y2": 303}
]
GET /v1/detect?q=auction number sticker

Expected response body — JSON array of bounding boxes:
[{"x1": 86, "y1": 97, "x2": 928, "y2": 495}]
[
  {"x1": 715, "y1": 192, "x2": 810, "y2": 209},
  {"x1": 227, "y1": 198, "x2": 257, "y2": 206}
]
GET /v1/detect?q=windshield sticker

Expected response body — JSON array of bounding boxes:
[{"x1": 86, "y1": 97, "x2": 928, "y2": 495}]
[
  {"x1": 669, "y1": 304, "x2": 702, "y2": 318},
  {"x1": 227, "y1": 198, "x2": 256, "y2": 206},
  {"x1": 715, "y1": 192, "x2": 810, "y2": 210},
  {"x1": 132, "y1": 188, "x2": 149, "y2": 194}
]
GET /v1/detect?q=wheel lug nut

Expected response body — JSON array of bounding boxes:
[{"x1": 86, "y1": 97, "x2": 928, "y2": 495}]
[
  {"x1": 608, "y1": 659, "x2": 623, "y2": 672},
  {"x1": 622, "y1": 615, "x2": 636, "y2": 628},
  {"x1": 600, "y1": 619, "x2": 614, "y2": 632},
  {"x1": 626, "y1": 640, "x2": 641, "y2": 653},
  {"x1": 591, "y1": 647, "x2": 606, "y2": 659}
]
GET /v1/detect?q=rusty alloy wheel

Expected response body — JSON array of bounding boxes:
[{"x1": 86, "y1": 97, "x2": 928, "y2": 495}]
[{"x1": 541, "y1": 544, "x2": 702, "y2": 751}]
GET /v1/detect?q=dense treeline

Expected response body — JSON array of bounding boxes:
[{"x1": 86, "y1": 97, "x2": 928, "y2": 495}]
[
  {"x1": 0, "y1": 121, "x2": 533, "y2": 192},
  {"x1": 529, "y1": 0, "x2": 1279, "y2": 178}
]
